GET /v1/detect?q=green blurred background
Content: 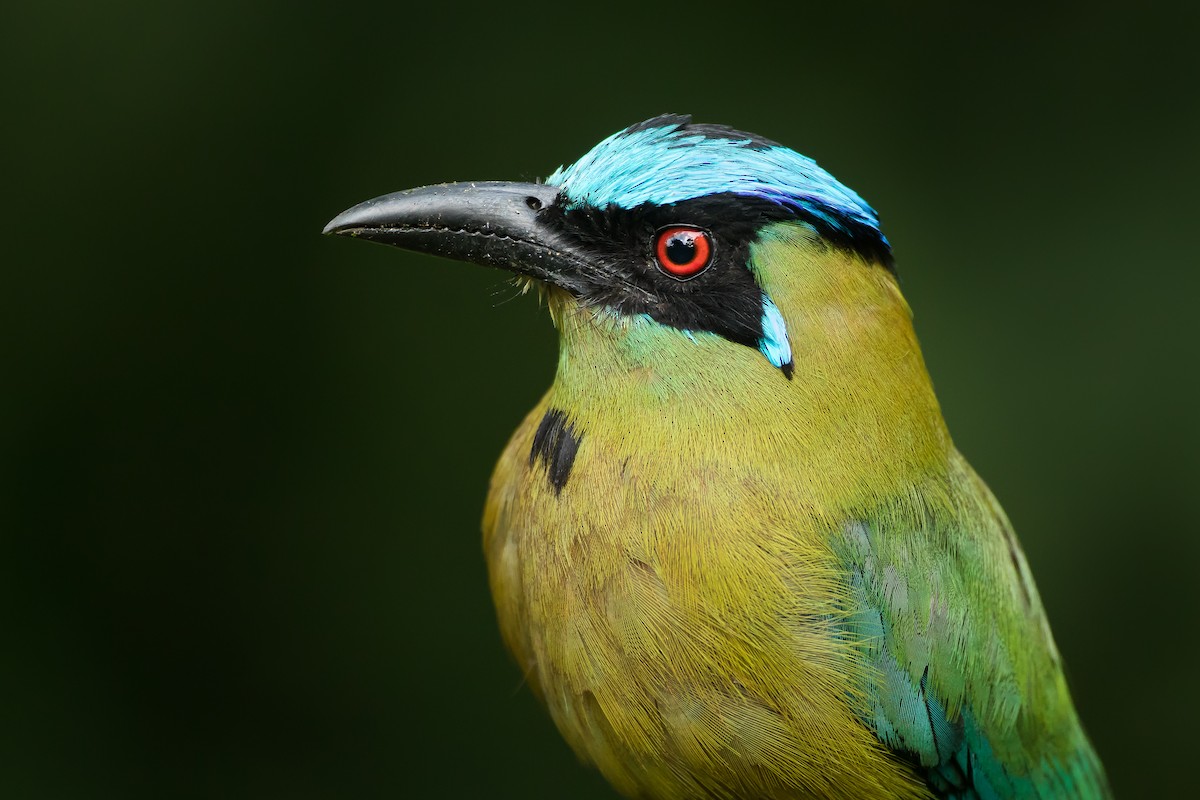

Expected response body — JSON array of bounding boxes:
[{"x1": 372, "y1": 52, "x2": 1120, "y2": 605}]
[{"x1": 5, "y1": 2, "x2": 1197, "y2": 797}]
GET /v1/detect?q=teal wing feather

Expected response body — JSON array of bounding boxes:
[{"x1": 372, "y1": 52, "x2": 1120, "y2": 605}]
[{"x1": 836, "y1": 453, "x2": 1111, "y2": 799}]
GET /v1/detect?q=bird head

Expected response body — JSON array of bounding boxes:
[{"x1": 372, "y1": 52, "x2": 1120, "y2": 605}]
[{"x1": 325, "y1": 115, "x2": 938, "y2": 453}]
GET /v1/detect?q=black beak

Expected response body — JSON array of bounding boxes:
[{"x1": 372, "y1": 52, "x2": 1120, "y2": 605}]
[{"x1": 323, "y1": 181, "x2": 591, "y2": 294}]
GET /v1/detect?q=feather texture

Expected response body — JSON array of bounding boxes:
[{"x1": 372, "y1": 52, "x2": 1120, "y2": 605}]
[
  {"x1": 482, "y1": 223, "x2": 1109, "y2": 799},
  {"x1": 546, "y1": 114, "x2": 889, "y2": 259}
]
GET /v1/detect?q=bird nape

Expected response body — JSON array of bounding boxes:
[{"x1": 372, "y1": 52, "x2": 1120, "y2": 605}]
[{"x1": 324, "y1": 114, "x2": 1111, "y2": 800}]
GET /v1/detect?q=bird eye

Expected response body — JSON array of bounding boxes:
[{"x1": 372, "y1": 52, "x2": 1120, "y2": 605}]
[{"x1": 653, "y1": 226, "x2": 713, "y2": 279}]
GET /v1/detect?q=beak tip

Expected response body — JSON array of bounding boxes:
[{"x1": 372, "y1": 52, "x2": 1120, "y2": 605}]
[{"x1": 322, "y1": 213, "x2": 353, "y2": 237}]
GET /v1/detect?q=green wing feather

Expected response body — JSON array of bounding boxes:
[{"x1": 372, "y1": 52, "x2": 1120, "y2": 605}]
[{"x1": 837, "y1": 451, "x2": 1111, "y2": 799}]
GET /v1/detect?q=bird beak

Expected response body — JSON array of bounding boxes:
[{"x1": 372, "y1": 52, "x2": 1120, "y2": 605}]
[{"x1": 323, "y1": 181, "x2": 591, "y2": 295}]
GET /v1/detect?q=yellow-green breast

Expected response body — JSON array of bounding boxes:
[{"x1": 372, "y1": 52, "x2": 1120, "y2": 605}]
[{"x1": 483, "y1": 233, "x2": 950, "y2": 799}]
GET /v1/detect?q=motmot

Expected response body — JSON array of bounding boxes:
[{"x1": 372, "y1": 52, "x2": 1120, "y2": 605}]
[{"x1": 324, "y1": 115, "x2": 1110, "y2": 799}]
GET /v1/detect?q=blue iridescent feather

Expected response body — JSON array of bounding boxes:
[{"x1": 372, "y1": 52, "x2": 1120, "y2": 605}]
[
  {"x1": 546, "y1": 115, "x2": 888, "y2": 251},
  {"x1": 758, "y1": 296, "x2": 793, "y2": 369}
]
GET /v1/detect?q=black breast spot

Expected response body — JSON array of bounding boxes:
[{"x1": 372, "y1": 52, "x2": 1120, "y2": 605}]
[{"x1": 529, "y1": 408, "x2": 582, "y2": 494}]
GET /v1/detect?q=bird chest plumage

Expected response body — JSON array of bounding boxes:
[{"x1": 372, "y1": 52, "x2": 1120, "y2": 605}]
[{"x1": 479, "y1": 241, "x2": 951, "y2": 799}]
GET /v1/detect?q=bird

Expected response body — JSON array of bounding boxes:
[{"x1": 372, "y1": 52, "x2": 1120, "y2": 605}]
[{"x1": 323, "y1": 114, "x2": 1111, "y2": 799}]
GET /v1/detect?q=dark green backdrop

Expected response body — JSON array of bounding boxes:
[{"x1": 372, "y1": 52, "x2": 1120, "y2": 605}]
[{"x1": 5, "y1": 2, "x2": 1197, "y2": 798}]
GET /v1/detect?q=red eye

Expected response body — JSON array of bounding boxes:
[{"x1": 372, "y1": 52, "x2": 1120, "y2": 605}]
[{"x1": 654, "y1": 226, "x2": 713, "y2": 279}]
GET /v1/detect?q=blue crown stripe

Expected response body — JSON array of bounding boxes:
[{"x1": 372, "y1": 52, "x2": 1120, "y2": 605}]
[{"x1": 546, "y1": 120, "x2": 883, "y2": 247}]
